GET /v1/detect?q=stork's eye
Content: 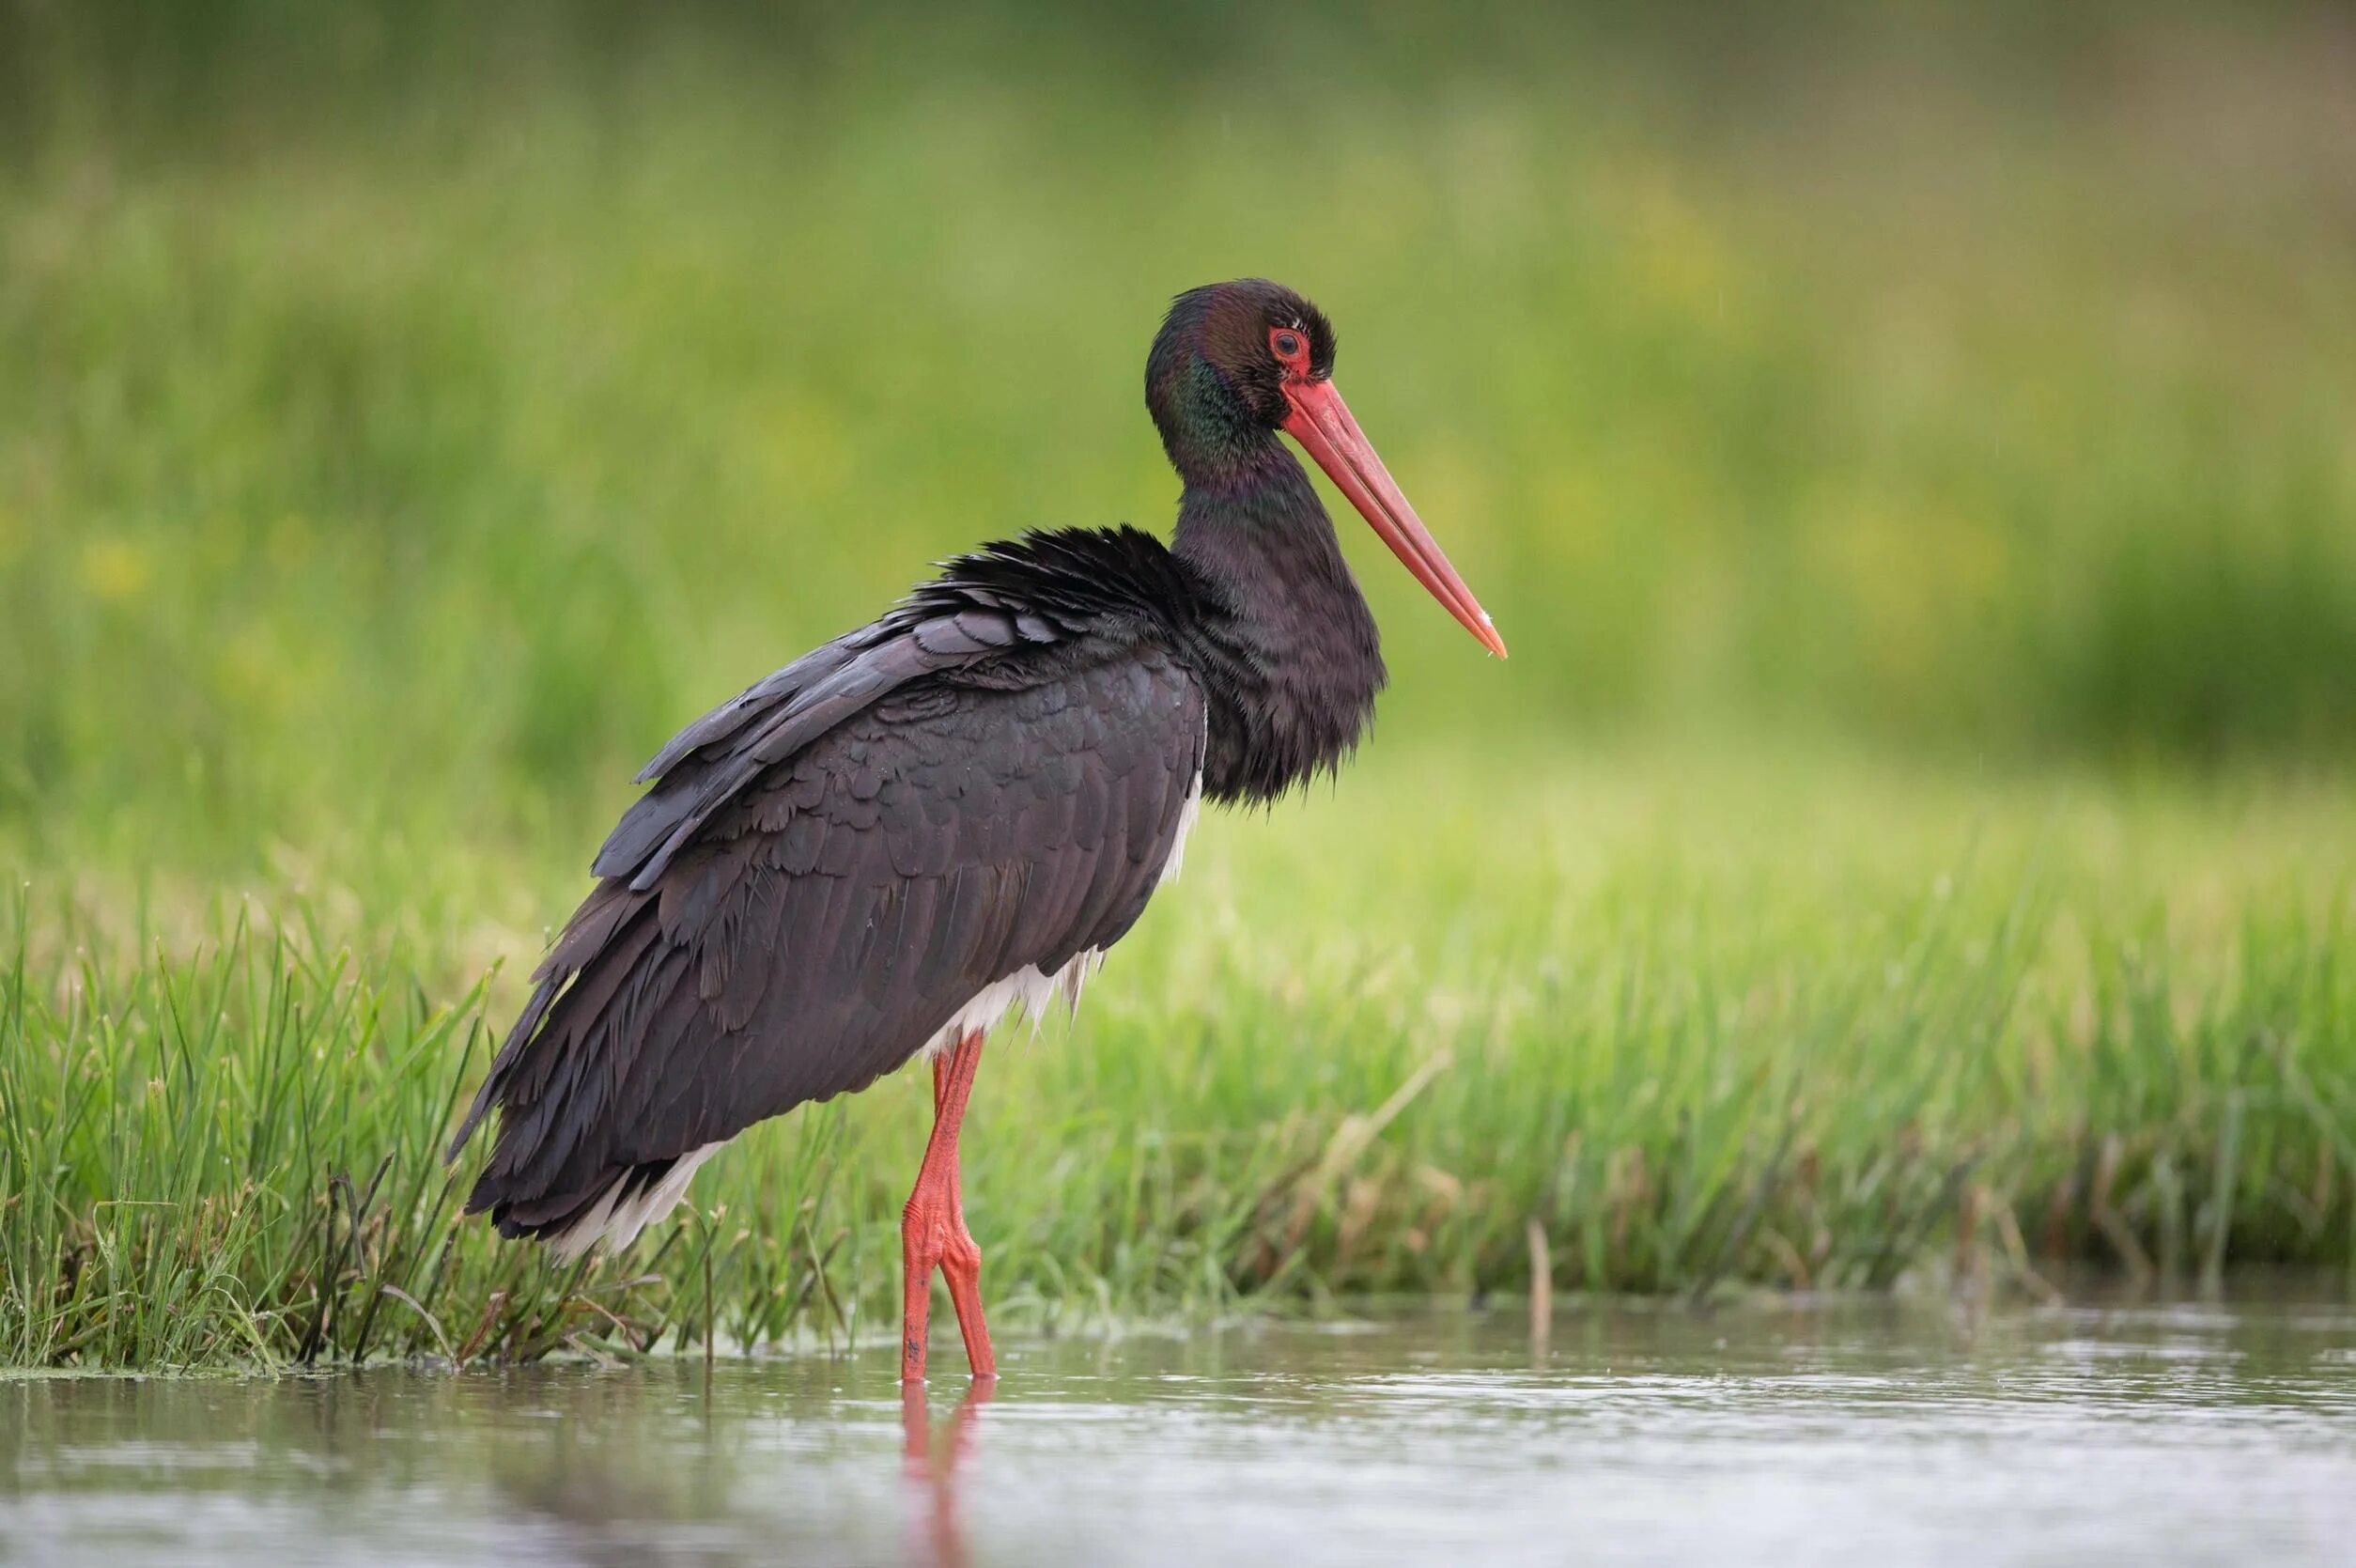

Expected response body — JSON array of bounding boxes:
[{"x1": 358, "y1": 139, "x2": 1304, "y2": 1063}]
[{"x1": 1269, "y1": 327, "x2": 1309, "y2": 370}]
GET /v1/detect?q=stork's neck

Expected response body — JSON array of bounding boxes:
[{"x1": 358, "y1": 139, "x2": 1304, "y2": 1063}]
[{"x1": 1171, "y1": 443, "x2": 1386, "y2": 804}]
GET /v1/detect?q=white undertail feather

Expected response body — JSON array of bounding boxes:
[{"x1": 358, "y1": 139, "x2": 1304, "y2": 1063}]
[
  {"x1": 547, "y1": 1141, "x2": 723, "y2": 1262},
  {"x1": 548, "y1": 764, "x2": 1208, "y2": 1259},
  {"x1": 1158, "y1": 771, "x2": 1204, "y2": 888},
  {"x1": 915, "y1": 946, "x2": 1105, "y2": 1062}
]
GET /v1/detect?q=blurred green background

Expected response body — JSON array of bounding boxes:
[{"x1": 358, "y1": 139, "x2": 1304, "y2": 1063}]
[{"x1": 5, "y1": 0, "x2": 2352, "y2": 878}]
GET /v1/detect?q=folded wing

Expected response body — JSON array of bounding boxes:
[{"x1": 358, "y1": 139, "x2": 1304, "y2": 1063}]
[{"x1": 449, "y1": 594, "x2": 1205, "y2": 1251}]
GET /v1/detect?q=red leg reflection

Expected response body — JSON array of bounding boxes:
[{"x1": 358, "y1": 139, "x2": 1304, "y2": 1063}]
[{"x1": 902, "y1": 1366, "x2": 994, "y2": 1568}]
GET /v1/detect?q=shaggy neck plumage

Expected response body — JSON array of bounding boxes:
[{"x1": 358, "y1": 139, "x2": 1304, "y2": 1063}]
[{"x1": 1168, "y1": 440, "x2": 1387, "y2": 805}]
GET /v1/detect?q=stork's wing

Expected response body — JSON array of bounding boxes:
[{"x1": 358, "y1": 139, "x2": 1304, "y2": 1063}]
[
  {"x1": 594, "y1": 603, "x2": 1061, "y2": 890},
  {"x1": 450, "y1": 629, "x2": 1206, "y2": 1244}
]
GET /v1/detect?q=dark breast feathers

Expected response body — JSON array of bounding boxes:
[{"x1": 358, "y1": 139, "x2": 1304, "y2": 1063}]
[{"x1": 449, "y1": 529, "x2": 1210, "y2": 1252}]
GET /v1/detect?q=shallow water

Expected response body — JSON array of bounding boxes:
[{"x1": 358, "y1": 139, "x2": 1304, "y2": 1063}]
[{"x1": 5, "y1": 1285, "x2": 2353, "y2": 1567}]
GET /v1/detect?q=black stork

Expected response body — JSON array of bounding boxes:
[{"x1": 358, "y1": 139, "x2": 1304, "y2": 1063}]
[{"x1": 448, "y1": 278, "x2": 1505, "y2": 1382}]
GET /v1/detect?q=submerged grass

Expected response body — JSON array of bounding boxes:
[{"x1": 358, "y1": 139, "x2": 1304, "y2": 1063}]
[{"x1": 6, "y1": 752, "x2": 2351, "y2": 1370}]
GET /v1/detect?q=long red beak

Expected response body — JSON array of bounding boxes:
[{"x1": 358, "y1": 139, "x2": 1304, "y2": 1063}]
[{"x1": 1279, "y1": 378, "x2": 1506, "y2": 658}]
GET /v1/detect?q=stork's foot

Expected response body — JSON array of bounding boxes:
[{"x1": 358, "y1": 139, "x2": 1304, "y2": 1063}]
[
  {"x1": 900, "y1": 1029, "x2": 997, "y2": 1384},
  {"x1": 901, "y1": 1177, "x2": 995, "y2": 1382}
]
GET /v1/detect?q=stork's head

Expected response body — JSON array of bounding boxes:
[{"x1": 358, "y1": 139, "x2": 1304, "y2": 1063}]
[{"x1": 1147, "y1": 278, "x2": 1506, "y2": 658}]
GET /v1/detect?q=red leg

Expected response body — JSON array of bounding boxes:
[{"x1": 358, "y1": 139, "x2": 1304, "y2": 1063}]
[{"x1": 901, "y1": 1028, "x2": 997, "y2": 1383}]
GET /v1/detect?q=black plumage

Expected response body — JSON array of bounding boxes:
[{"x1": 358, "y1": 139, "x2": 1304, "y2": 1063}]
[
  {"x1": 452, "y1": 531, "x2": 1217, "y2": 1245},
  {"x1": 449, "y1": 278, "x2": 1492, "y2": 1266}
]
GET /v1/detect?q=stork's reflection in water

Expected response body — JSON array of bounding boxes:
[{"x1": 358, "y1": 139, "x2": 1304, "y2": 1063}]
[{"x1": 902, "y1": 1377, "x2": 994, "y2": 1568}]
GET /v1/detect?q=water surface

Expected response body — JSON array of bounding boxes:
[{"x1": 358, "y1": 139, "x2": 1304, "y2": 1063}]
[{"x1": 5, "y1": 1285, "x2": 2352, "y2": 1566}]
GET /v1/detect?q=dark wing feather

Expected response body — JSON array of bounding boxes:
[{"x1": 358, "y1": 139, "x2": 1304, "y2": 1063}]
[
  {"x1": 450, "y1": 584, "x2": 1206, "y2": 1243},
  {"x1": 594, "y1": 606, "x2": 1062, "y2": 891}
]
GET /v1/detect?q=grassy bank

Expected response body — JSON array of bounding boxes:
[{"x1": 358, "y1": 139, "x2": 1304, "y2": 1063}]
[{"x1": 6, "y1": 750, "x2": 2351, "y2": 1369}]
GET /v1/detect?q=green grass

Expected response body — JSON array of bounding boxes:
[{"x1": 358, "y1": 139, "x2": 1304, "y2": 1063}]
[
  {"x1": 2, "y1": 6, "x2": 2354, "y2": 1367},
  {"x1": 6, "y1": 751, "x2": 2352, "y2": 1369}
]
